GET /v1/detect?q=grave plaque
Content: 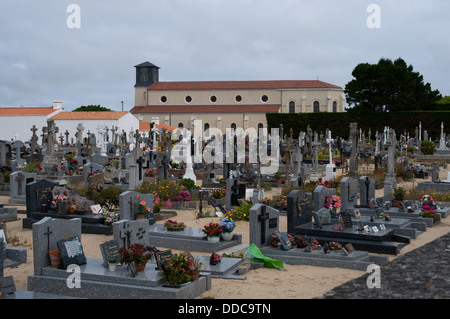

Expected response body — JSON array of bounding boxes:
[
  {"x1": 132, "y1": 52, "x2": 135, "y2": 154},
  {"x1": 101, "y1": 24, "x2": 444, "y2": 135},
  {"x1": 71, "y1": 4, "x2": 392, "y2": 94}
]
[
  {"x1": 312, "y1": 212, "x2": 322, "y2": 229},
  {"x1": 57, "y1": 236, "x2": 87, "y2": 269},
  {"x1": 155, "y1": 250, "x2": 173, "y2": 270},
  {"x1": 341, "y1": 212, "x2": 353, "y2": 229},
  {"x1": 276, "y1": 232, "x2": 293, "y2": 251},
  {"x1": 100, "y1": 240, "x2": 120, "y2": 268}
]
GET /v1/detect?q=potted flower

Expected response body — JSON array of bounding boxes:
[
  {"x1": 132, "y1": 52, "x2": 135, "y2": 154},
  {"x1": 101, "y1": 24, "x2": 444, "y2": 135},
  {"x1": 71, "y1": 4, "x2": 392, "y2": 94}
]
[
  {"x1": 145, "y1": 169, "x2": 155, "y2": 177},
  {"x1": 202, "y1": 222, "x2": 223, "y2": 242},
  {"x1": 48, "y1": 249, "x2": 61, "y2": 268},
  {"x1": 392, "y1": 187, "x2": 406, "y2": 207},
  {"x1": 219, "y1": 217, "x2": 236, "y2": 241},
  {"x1": 136, "y1": 200, "x2": 151, "y2": 220},
  {"x1": 209, "y1": 253, "x2": 222, "y2": 265},
  {"x1": 164, "y1": 220, "x2": 187, "y2": 231},
  {"x1": 119, "y1": 243, "x2": 153, "y2": 272},
  {"x1": 108, "y1": 257, "x2": 118, "y2": 272},
  {"x1": 274, "y1": 171, "x2": 282, "y2": 184},
  {"x1": 310, "y1": 239, "x2": 322, "y2": 251},
  {"x1": 421, "y1": 205, "x2": 439, "y2": 224},
  {"x1": 162, "y1": 251, "x2": 202, "y2": 286}
]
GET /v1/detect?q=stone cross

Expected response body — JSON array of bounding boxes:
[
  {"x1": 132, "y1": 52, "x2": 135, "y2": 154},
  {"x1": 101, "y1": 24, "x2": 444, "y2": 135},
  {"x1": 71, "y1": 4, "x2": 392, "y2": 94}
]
[
  {"x1": 64, "y1": 130, "x2": 70, "y2": 146},
  {"x1": 30, "y1": 125, "x2": 39, "y2": 152},
  {"x1": 43, "y1": 120, "x2": 58, "y2": 154},
  {"x1": 76, "y1": 123, "x2": 85, "y2": 144},
  {"x1": 58, "y1": 133, "x2": 64, "y2": 147}
]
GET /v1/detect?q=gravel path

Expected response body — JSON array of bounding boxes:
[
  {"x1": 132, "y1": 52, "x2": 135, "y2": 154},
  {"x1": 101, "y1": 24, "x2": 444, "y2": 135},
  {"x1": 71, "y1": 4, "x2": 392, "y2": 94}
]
[{"x1": 321, "y1": 231, "x2": 450, "y2": 299}]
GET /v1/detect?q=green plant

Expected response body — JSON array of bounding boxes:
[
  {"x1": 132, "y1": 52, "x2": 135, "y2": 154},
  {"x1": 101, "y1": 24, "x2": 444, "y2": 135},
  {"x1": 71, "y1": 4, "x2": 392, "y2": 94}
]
[
  {"x1": 2, "y1": 172, "x2": 11, "y2": 183},
  {"x1": 227, "y1": 201, "x2": 253, "y2": 221},
  {"x1": 421, "y1": 141, "x2": 436, "y2": 155},
  {"x1": 162, "y1": 252, "x2": 202, "y2": 286},
  {"x1": 97, "y1": 186, "x2": 125, "y2": 210},
  {"x1": 180, "y1": 178, "x2": 196, "y2": 191},
  {"x1": 22, "y1": 160, "x2": 42, "y2": 173},
  {"x1": 108, "y1": 257, "x2": 117, "y2": 264},
  {"x1": 274, "y1": 171, "x2": 281, "y2": 180},
  {"x1": 393, "y1": 187, "x2": 406, "y2": 201}
]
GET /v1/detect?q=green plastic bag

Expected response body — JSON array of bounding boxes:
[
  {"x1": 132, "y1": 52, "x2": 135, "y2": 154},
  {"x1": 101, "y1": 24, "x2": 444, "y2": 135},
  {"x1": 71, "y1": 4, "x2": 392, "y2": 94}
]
[{"x1": 244, "y1": 244, "x2": 285, "y2": 270}]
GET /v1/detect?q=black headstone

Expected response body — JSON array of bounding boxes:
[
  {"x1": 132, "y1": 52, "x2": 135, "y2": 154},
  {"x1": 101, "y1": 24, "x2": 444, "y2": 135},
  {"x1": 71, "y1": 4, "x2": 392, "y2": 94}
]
[
  {"x1": 100, "y1": 240, "x2": 120, "y2": 268},
  {"x1": 57, "y1": 236, "x2": 87, "y2": 269}
]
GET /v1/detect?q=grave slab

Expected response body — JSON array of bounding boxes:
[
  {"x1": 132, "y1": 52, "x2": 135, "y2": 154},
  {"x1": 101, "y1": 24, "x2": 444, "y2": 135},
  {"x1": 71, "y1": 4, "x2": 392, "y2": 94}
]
[{"x1": 147, "y1": 223, "x2": 243, "y2": 253}]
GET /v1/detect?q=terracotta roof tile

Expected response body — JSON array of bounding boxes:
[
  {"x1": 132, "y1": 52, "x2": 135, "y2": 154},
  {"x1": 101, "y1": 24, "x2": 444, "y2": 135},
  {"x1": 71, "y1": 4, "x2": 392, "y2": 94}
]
[
  {"x1": 131, "y1": 105, "x2": 281, "y2": 114},
  {"x1": 0, "y1": 107, "x2": 59, "y2": 116},
  {"x1": 49, "y1": 111, "x2": 129, "y2": 120},
  {"x1": 139, "y1": 122, "x2": 176, "y2": 131},
  {"x1": 147, "y1": 80, "x2": 342, "y2": 90}
]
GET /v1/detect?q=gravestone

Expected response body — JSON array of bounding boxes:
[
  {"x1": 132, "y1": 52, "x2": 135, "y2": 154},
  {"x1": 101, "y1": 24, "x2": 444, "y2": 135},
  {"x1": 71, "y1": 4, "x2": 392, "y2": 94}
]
[
  {"x1": 9, "y1": 171, "x2": 37, "y2": 204},
  {"x1": 287, "y1": 189, "x2": 313, "y2": 233},
  {"x1": 316, "y1": 207, "x2": 331, "y2": 225},
  {"x1": 249, "y1": 204, "x2": 279, "y2": 248},
  {"x1": 112, "y1": 219, "x2": 150, "y2": 250},
  {"x1": 276, "y1": 232, "x2": 293, "y2": 251},
  {"x1": 90, "y1": 153, "x2": 109, "y2": 166},
  {"x1": 313, "y1": 185, "x2": 336, "y2": 212},
  {"x1": 339, "y1": 177, "x2": 358, "y2": 211},
  {"x1": 25, "y1": 179, "x2": 60, "y2": 218},
  {"x1": 359, "y1": 176, "x2": 375, "y2": 207},
  {"x1": 118, "y1": 191, "x2": 154, "y2": 222},
  {"x1": 31, "y1": 217, "x2": 81, "y2": 275}
]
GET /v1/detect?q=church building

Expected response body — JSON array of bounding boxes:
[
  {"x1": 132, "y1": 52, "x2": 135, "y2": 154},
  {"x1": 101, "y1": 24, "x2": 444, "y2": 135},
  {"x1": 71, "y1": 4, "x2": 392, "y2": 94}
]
[{"x1": 130, "y1": 62, "x2": 345, "y2": 133}]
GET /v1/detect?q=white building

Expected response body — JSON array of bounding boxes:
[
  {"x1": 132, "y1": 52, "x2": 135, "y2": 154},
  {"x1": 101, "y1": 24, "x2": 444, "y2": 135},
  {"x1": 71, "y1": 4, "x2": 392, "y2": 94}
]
[{"x1": 0, "y1": 100, "x2": 64, "y2": 142}]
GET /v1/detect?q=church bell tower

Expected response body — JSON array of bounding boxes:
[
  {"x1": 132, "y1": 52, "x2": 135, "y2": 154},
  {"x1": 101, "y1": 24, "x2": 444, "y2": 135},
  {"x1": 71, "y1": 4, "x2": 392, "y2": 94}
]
[{"x1": 134, "y1": 61, "x2": 160, "y2": 106}]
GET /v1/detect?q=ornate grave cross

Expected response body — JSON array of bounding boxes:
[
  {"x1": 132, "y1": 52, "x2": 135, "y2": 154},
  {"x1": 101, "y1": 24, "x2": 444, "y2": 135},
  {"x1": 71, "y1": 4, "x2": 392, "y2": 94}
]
[
  {"x1": 86, "y1": 130, "x2": 92, "y2": 146},
  {"x1": 58, "y1": 133, "x2": 64, "y2": 147},
  {"x1": 119, "y1": 224, "x2": 133, "y2": 249},
  {"x1": 134, "y1": 129, "x2": 141, "y2": 149},
  {"x1": 16, "y1": 173, "x2": 25, "y2": 196},
  {"x1": 111, "y1": 126, "x2": 118, "y2": 145},
  {"x1": 258, "y1": 205, "x2": 270, "y2": 245},
  {"x1": 105, "y1": 126, "x2": 109, "y2": 142},
  {"x1": 64, "y1": 130, "x2": 70, "y2": 145}
]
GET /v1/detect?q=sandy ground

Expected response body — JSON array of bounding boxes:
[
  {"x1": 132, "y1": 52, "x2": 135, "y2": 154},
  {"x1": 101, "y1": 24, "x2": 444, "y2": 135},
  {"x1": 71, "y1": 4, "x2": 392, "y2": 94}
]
[{"x1": 2, "y1": 166, "x2": 449, "y2": 299}]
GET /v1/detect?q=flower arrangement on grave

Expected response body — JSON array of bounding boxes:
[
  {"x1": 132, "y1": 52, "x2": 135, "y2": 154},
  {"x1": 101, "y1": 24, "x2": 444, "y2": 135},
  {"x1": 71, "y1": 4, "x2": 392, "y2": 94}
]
[
  {"x1": 102, "y1": 207, "x2": 119, "y2": 226},
  {"x1": 77, "y1": 166, "x2": 83, "y2": 175},
  {"x1": 137, "y1": 200, "x2": 151, "y2": 216},
  {"x1": 219, "y1": 217, "x2": 236, "y2": 233},
  {"x1": 202, "y1": 222, "x2": 223, "y2": 237},
  {"x1": 273, "y1": 196, "x2": 287, "y2": 210},
  {"x1": 164, "y1": 220, "x2": 187, "y2": 231},
  {"x1": 209, "y1": 253, "x2": 222, "y2": 265},
  {"x1": 329, "y1": 241, "x2": 343, "y2": 251},
  {"x1": 153, "y1": 194, "x2": 173, "y2": 214},
  {"x1": 420, "y1": 195, "x2": 437, "y2": 209},
  {"x1": 145, "y1": 169, "x2": 155, "y2": 177},
  {"x1": 119, "y1": 243, "x2": 152, "y2": 269},
  {"x1": 421, "y1": 205, "x2": 439, "y2": 224},
  {"x1": 50, "y1": 194, "x2": 71, "y2": 211},
  {"x1": 310, "y1": 239, "x2": 322, "y2": 250},
  {"x1": 162, "y1": 251, "x2": 202, "y2": 286},
  {"x1": 324, "y1": 195, "x2": 341, "y2": 216},
  {"x1": 174, "y1": 190, "x2": 191, "y2": 202},
  {"x1": 210, "y1": 188, "x2": 226, "y2": 199},
  {"x1": 384, "y1": 213, "x2": 391, "y2": 221},
  {"x1": 295, "y1": 236, "x2": 308, "y2": 248}
]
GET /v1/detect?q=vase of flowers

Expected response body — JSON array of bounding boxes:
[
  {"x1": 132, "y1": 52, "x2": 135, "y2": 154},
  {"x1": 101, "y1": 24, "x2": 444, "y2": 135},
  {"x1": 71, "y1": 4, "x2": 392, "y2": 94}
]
[
  {"x1": 164, "y1": 220, "x2": 187, "y2": 231},
  {"x1": 329, "y1": 241, "x2": 343, "y2": 251},
  {"x1": 119, "y1": 243, "x2": 152, "y2": 272},
  {"x1": 324, "y1": 195, "x2": 341, "y2": 216},
  {"x1": 50, "y1": 194, "x2": 71, "y2": 213},
  {"x1": 295, "y1": 236, "x2": 308, "y2": 248},
  {"x1": 202, "y1": 222, "x2": 223, "y2": 242},
  {"x1": 219, "y1": 217, "x2": 236, "y2": 241},
  {"x1": 102, "y1": 207, "x2": 119, "y2": 226},
  {"x1": 135, "y1": 200, "x2": 151, "y2": 220},
  {"x1": 162, "y1": 251, "x2": 202, "y2": 286}
]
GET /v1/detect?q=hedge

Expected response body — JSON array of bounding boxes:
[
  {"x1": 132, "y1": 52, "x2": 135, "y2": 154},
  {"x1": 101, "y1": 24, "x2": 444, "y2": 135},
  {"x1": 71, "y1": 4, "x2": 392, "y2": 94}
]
[{"x1": 266, "y1": 111, "x2": 450, "y2": 140}]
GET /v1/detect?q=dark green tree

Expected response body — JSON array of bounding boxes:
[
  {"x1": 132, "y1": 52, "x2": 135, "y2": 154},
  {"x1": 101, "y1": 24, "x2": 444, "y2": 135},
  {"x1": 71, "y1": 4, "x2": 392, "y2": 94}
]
[
  {"x1": 73, "y1": 105, "x2": 112, "y2": 112},
  {"x1": 345, "y1": 58, "x2": 441, "y2": 112}
]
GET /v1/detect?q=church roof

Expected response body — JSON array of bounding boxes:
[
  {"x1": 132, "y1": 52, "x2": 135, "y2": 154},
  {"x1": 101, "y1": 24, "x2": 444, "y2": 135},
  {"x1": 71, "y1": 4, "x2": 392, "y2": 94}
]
[
  {"x1": 131, "y1": 104, "x2": 281, "y2": 114},
  {"x1": 0, "y1": 107, "x2": 60, "y2": 116},
  {"x1": 135, "y1": 61, "x2": 160, "y2": 69},
  {"x1": 49, "y1": 111, "x2": 129, "y2": 120},
  {"x1": 147, "y1": 80, "x2": 342, "y2": 90}
]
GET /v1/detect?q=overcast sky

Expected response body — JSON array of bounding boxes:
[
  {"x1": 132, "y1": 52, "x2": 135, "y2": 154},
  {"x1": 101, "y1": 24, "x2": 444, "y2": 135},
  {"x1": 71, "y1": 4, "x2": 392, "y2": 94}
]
[{"x1": 1, "y1": 0, "x2": 449, "y2": 111}]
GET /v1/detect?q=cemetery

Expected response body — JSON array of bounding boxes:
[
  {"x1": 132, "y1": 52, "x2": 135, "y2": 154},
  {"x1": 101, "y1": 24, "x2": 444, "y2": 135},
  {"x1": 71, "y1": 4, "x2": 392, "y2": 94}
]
[{"x1": 0, "y1": 119, "x2": 449, "y2": 299}]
